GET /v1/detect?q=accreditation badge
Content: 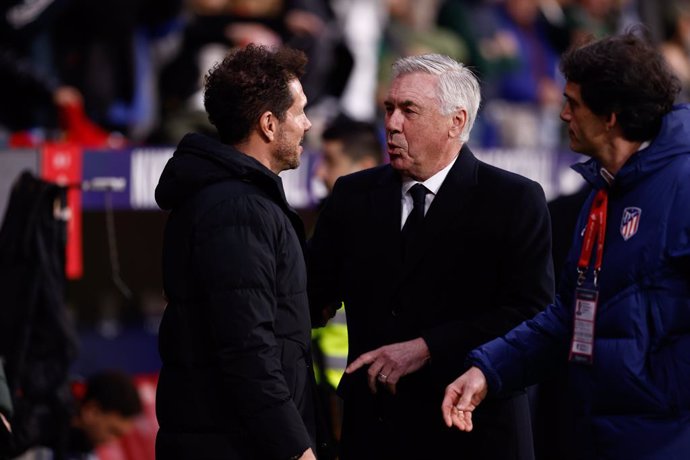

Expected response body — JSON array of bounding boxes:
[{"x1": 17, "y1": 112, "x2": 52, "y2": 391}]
[{"x1": 569, "y1": 287, "x2": 598, "y2": 365}]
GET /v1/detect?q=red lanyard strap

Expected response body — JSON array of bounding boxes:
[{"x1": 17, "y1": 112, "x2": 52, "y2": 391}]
[{"x1": 577, "y1": 189, "x2": 608, "y2": 286}]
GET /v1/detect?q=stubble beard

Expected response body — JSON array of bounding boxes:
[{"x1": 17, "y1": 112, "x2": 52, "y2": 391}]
[{"x1": 274, "y1": 137, "x2": 301, "y2": 172}]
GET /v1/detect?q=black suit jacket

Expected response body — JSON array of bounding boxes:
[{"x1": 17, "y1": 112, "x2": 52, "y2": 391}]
[{"x1": 308, "y1": 146, "x2": 554, "y2": 460}]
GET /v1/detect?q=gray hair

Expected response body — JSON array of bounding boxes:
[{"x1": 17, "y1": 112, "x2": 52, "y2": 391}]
[{"x1": 392, "y1": 54, "x2": 481, "y2": 143}]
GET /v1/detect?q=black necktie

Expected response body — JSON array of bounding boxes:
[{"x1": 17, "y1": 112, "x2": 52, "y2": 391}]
[{"x1": 402, "y1": 183, "x2": 428, "y2": 257}]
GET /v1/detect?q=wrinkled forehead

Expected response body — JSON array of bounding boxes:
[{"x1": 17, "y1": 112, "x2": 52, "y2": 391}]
[{"x1": 386, "y1": 72, "x2": 440, "y2": 106}]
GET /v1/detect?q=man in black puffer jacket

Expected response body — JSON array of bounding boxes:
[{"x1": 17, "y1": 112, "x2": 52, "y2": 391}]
[{"x1": 154, "y1": 44, "x2": 317, "y2": 460}]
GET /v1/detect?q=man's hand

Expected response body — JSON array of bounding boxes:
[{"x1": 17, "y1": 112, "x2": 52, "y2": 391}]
[
  {"x1": 345, "y1": 338, "x2": 430, "y2": 394},
  {"x1": 441, "y1": 366, "x2": 488, "y2": 432},
  {"x1": 297, "y1": 448, "x2": 316, "y2": 460}
]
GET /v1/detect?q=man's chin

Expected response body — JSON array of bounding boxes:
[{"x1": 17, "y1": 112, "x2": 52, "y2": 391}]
[
  {"x1": 389, "y1": 156, "x2": 405, "y2": 169},
  {"x1": 289, "y1": 156, "x2": 301, "y2": 170},
  {"x1": 390, "y1": 160, "x2": 414, "y2": 176},
  {"x1": 276, "y1": 150, "x2": 301, "y2": 172},
  {"x1": 286, "y1": 160, "x2": 300, "y2": 171},
  {"x1": 568, "y1": 142, "x2": 587, "y2": 155}
]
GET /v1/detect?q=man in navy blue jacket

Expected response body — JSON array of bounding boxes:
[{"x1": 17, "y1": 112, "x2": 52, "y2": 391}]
[{"x1": 443, "y1": 30, "x2": 690, "y2": 460}]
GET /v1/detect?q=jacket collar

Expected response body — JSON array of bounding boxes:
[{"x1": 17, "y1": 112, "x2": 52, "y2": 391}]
[{"x1": 156, "y1": 133, "x2": 290, "y2": 212}]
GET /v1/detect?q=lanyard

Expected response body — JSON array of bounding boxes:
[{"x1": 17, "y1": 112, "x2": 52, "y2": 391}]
[{"x1": 577, "y1": 189, "x2": 608, "y2": 287}]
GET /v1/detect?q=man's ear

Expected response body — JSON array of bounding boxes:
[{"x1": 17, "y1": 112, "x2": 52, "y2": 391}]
[
  {"x1": 605, "y1": 112, "x2": 617, "y2": 132},
  {"x1": 259, "y1": 111, "x2": 277, "y2": 141},
  {"x1": 449, "y1": 109, "x2": 467, "y2": 139}
]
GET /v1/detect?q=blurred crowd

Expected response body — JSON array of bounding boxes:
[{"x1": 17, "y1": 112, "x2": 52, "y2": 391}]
[{"x1": 1, "y1": 0, "x2": 690, "y2": 151}]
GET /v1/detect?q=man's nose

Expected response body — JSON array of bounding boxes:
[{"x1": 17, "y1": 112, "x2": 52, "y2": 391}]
[{"x1": 386, "y1": 110, "x2": 402, "y2": 133}]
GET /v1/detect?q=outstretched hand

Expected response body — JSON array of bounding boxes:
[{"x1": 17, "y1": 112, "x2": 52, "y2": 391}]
[
  {"x1": 441, "y1": 366, "x2": 488, "y2": 432},
  {"x1": 345, "y1": 338, "x2": 430, "y2": 394}
]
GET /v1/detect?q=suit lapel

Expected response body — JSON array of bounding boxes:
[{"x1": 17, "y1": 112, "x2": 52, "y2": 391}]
[
  {"x1": 396, "y1": 145, "x2": 480, "y2": 288},
  {"x1": 369, "y1": 166, "x2": 404, "y2": 270}
]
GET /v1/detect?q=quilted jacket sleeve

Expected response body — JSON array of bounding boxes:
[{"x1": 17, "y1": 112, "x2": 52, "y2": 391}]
[{"x1": 468, "y1": 298, "x2": 572, "y2": 395}]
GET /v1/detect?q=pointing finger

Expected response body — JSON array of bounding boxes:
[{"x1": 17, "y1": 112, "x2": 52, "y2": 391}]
[{"x1": 345, "y1": 350, "x2": 376, "y2": 374}]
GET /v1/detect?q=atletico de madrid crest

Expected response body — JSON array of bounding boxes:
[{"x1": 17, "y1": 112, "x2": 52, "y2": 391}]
[{"x1": 620, "y1": 207, "x2": 641, "y2": 241}]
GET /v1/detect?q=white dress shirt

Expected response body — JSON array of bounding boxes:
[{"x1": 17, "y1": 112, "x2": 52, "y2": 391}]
[{"x1": 400, "y1": 154, "x2": 459, "y2": 229}]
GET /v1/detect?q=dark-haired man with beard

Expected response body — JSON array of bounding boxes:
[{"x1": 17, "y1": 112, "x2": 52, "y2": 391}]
[{"x1": 154, "y1": 44, "x2": 317, "y2": 460}]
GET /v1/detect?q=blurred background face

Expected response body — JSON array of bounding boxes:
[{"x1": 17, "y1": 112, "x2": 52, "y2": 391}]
[
  {"x1": 505, "y1": 0, "x2": 539, "y2": 27},
  {"x1": 80, "y1": 402, "x2": 135, "y2": 446},
  {"x1": 579, "y1": 0, "x2": 616, "y2": 19},
  {"x1": 680, "y1": 12, "x2": 690, "y2": 48},
  {"x1": 315, "y1": 139, "x2": 376, "y2": 192}
]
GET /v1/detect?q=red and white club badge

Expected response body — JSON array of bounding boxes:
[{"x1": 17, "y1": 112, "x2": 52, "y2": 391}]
[{"x1": 620, "y1": 207, "x2": 641, "y2": 241}]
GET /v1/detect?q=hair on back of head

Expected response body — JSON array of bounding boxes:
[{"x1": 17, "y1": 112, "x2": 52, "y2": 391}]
[
  {"x1": 204, "y1": 44, "x2": 308, "y2": 145},
  {"x1": 559, "y1": 26, "x2": 680, "y2": 141}
]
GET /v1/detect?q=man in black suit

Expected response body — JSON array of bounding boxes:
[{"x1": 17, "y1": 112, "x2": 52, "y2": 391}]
[{"x1": 308, "y1": 53, "x2": 554, "y2": 459}]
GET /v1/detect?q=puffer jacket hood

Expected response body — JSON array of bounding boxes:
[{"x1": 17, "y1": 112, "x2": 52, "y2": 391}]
[
  {"x1": 572, "y1": 104, "x2": 690, "y2": 189},
  {"x1": 155, "y1": 133, "x2": 286, "y2": 211}
]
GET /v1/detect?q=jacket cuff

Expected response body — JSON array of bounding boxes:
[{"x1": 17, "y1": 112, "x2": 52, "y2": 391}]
[{"x1": 467, "y1": 347, "x2": 503, "y2": 395}]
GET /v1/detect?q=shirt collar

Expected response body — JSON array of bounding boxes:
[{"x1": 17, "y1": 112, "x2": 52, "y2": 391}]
[{"x1": 401, "y1": 154, "x2": 459, "y2": 196}]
